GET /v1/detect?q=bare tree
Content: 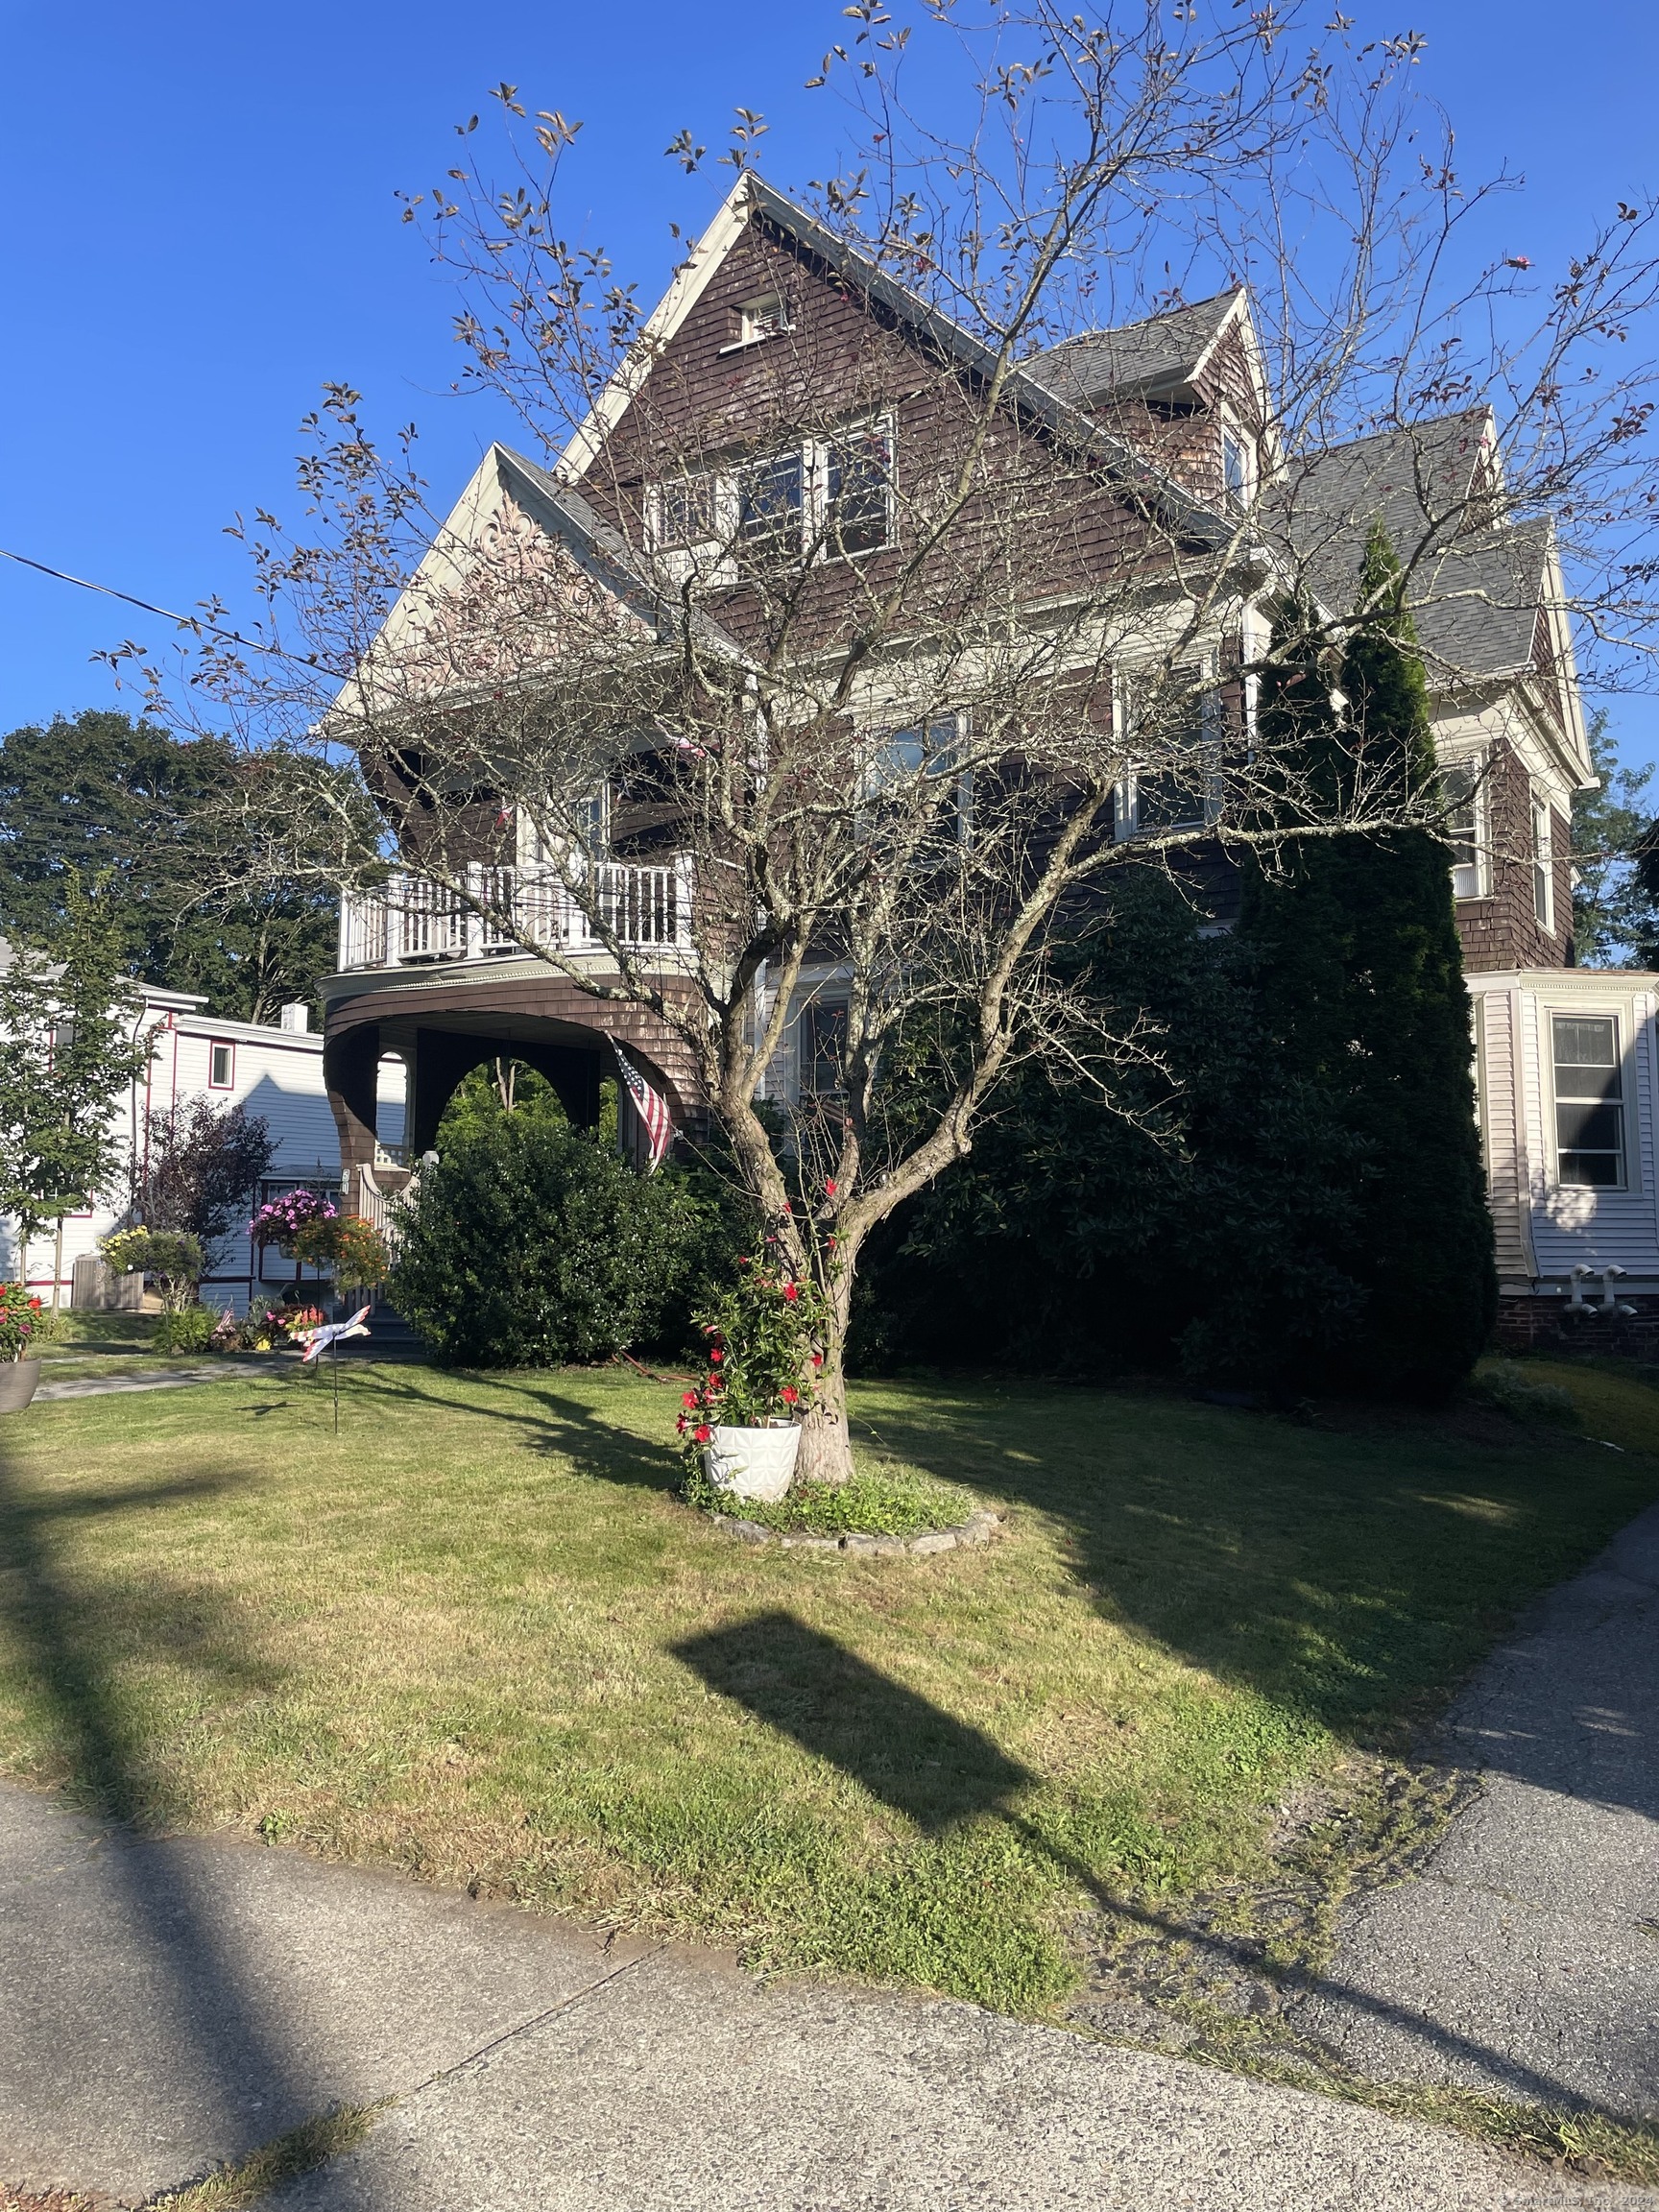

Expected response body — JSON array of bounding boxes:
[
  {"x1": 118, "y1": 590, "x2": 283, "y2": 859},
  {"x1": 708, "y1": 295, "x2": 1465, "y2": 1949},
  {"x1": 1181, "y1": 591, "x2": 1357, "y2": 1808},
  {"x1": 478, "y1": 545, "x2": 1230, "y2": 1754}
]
[{"x1": 117, "y1": 2, "x2": 1659, "y2": 1479}]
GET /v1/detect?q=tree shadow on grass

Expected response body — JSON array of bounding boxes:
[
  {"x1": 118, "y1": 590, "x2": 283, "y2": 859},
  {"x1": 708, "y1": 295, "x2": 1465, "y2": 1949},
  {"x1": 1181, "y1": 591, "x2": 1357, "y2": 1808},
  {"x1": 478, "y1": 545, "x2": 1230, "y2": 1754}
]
[
  {"x1": 0, "y1": 1433, "x2": 326, "y2": 2193},
  {"x1": 337, "y1": 1364, "x2": 685, "y2": 1496},
  {"x1": 679, "y1": 1607, "x2": 1640, "y2": 2124},
  {"x1": 673, "y1": 1611, "x2": 1031, "y2": 1834}
]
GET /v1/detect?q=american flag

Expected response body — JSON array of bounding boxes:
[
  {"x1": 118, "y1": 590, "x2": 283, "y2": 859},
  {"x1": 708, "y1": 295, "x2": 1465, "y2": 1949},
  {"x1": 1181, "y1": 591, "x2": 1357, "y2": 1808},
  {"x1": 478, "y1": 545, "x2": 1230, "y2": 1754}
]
[{"x1": 611, "y1": 1039, "x2": 674, "y2": 1171}]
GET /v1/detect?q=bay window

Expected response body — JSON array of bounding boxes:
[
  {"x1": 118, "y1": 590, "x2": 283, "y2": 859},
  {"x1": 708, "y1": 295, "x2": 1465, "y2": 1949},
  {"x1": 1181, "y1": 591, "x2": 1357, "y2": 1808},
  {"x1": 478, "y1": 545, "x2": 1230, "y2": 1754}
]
[{"x1": 1552, "y1": 1013, "x2": 1625, "y2": 1188}]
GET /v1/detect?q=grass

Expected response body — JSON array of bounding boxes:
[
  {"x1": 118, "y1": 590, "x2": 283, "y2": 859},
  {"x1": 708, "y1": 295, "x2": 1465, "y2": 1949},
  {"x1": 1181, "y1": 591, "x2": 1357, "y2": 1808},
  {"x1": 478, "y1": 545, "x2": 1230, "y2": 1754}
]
[
  {"x1": 696, "y1": 1459, "x2": 971, "y2": 1535},
  {"x1": 1, "y1": 1354, "x2": 1656, "y2": 2032}
]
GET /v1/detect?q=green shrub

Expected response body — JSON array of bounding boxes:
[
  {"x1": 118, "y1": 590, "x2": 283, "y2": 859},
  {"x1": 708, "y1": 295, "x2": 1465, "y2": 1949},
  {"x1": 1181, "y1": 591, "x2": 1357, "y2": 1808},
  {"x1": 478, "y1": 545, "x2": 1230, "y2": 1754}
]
[
  {"x1": 388, "y1": 1118, "x2": 750, "y2": 1367},
  {"x1": 685, "y1": 1459, "x2": 967, "y2": 1536},
  {"x1": 156, "y1": 1303, "x2": 216, "y2": 1354},
  {"x1": 1476, "y1": 1360, "x2": 1577, "y2": 1427}
]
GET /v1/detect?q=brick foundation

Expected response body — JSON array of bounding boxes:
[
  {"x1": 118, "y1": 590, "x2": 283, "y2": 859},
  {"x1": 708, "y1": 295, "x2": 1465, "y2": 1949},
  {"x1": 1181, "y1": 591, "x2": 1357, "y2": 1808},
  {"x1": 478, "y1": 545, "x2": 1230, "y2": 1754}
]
[{"x1": 1496, "y1": 1292, "x2": 1659, "y2": 1361}]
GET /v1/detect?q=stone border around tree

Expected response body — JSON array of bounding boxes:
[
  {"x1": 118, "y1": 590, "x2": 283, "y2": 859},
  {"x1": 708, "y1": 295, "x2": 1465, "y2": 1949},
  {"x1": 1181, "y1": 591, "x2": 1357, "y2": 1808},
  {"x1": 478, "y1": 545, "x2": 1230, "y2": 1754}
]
[{"x1": 708, "y1": 1507, "x2": 1005, "y2": 1556}]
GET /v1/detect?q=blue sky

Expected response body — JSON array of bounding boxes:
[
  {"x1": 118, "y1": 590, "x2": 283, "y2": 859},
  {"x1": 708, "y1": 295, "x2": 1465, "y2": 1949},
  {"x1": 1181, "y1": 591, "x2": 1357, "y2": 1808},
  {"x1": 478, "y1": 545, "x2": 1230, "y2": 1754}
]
[{"x1": 2, "y1": 1, "x2": 1656, "y2": 769}]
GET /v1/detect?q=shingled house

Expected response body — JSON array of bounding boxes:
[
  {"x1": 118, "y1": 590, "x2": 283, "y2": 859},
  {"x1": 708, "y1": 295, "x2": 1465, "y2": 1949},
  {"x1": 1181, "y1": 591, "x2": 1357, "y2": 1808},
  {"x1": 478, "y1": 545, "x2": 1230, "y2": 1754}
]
[{"x1": 324, "y1": 174, "x2": 1651, "y2": 1351}]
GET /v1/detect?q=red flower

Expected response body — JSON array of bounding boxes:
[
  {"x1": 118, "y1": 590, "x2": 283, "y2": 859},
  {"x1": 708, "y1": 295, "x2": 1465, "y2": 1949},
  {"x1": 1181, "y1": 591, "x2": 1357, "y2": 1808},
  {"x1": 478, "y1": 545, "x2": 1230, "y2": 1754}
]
[
  {"x1": 781, "y1": 1385, "x2": 799, "y2": 1405},
  {"x1": 825, "y1": 1179, "x2": 837, "y2": 1196},
  {"x1": 709, "y1": 1347, "x2": 723, "y2": 1363},
  {"x1": 27, "y1": 1296, "x2": 41, "y2": 1310},
  {"x1": 781, "y1": 1283, "x2": 800, "y2": 1302},
  {"x1": 693, "y1": 1424, "x2": 711, "y2": 1444},
  {"x1": 811, "y1": 1351, "x2": 824, "y2": 1367},
  {"x1": 682, "y1": 1390, "x2": 698, "y2": 1407}
]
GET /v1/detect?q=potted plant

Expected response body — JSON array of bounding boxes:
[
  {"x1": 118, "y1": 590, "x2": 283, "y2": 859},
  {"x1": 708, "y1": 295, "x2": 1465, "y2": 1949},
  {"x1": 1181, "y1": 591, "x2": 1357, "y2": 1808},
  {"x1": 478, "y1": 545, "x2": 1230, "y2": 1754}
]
[
  {"x1": 680, "y1": 1258, "x2": 828, "y2": 1503},
  {"x1": 0, "y1": 1281, "x2": 46, "y2": 1411},
  {"x1": 291, "y1": 1213, "x2": 389, "y2": 1311},
  {"x1": 248, "y1": 1189, "x2": 339, "y2": 1293}
]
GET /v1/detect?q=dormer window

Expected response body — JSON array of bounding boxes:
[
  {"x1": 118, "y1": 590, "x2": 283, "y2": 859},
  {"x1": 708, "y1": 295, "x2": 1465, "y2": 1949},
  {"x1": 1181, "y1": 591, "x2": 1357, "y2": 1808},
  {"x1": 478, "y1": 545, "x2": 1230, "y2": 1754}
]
[{"x1": 726, "y1": 292, "x2": 793, "y2": 350}]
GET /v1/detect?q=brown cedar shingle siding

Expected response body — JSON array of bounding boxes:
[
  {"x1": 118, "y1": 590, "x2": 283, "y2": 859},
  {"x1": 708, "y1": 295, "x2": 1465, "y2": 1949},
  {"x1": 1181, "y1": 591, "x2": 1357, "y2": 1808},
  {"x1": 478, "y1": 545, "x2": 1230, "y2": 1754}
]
[{"x1": 1455, "y1": 740, "x2": 1573, "y2": 973}]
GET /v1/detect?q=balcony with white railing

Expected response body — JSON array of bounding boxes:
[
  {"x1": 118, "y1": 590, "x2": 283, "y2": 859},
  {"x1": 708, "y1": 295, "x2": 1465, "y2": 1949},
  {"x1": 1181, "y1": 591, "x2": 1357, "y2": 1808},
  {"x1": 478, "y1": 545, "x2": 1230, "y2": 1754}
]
[{"x1": 337, "y1": 859, "x2": 693, "y2": 974}]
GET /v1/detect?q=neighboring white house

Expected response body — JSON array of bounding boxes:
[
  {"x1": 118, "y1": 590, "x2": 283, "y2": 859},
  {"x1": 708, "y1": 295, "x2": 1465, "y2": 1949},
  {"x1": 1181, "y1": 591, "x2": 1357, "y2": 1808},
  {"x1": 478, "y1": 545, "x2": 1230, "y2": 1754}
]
[{"x1": 1, "y1": 980, "x2": 361, "y2": 1314}]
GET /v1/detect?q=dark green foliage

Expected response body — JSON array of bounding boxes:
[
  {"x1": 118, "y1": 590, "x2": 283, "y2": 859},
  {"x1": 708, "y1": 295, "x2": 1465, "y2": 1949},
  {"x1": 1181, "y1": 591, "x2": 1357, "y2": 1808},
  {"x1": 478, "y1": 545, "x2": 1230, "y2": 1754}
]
[
  {"x1": 856, "y1": 534, "x2": 1494, "y2": 1402},
  {"x1": 388, "y1": 1117, "x2": 754, "y2": 1367},
  {"x1": 434, "y1": 1059, "x2": 570, "y2": 1145},
  {"x1": 1575, "y1": 711, "x2": 1659, "y2": 966},
  {"x1": 1239, "y1": 529, "x2": 1494, "y2": 1396},
  {"x1": 852, "y1": 873, "x2": 1371, "y2": 1385},
  {"x1": 0, "y1": 709, "x2": 339, "y2": 1022}
]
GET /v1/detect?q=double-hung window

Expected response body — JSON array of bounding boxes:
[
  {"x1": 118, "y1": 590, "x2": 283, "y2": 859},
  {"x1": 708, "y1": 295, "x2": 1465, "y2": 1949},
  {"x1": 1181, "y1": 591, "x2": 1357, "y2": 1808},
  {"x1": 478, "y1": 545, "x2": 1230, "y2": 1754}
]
[
  {"x1": 864, "y1": 713, "x2": 972, "y2": 843},
  {"x1": 735, "y1": 449, "x2": 805, "y2": 570},
  {"x1": 825, "y1": 417, "x2": 894, "y2": 558},
  {"x1": 1442, "y1": 756, "x2": 1485, "y2": 900},
  {"x1": 799, "y1": 999, "x2": 849, "y2": 1097},
  {"x1": 1552, "y1": 1014, "x2": 1625, "y2": 1188},
  {"x1": 1118, "y1": 669, "x2": 1214, "y2": 837},
  {"x1": 651, "y1": 414, "x2": 896, "y2": 578},
  {"x1": 208, "y1": 1041, "x2": 235, "y2": 1090}
]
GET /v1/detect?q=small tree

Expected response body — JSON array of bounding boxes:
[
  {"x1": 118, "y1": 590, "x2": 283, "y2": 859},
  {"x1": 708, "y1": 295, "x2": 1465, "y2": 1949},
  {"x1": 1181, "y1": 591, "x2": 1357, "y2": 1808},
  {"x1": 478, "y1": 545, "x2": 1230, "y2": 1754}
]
[
  {"x1": 139, "y1": 1097, "x2": 276, "y2": 1258},
  {"x1": 0, "y1": 882, "x2": 156, "y2": 1306}
]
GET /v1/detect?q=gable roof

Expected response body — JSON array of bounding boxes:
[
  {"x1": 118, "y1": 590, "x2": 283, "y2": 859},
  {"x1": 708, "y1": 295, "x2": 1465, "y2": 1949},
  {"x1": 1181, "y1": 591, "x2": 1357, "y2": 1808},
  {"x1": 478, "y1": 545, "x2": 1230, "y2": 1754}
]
[
  {"x1": 349, "y1": 441, "x2": 749, "y2": 717},
  {"x1": 557, "y1": 173, "x2": 1238, "y2": 556},
  {"x1": 1024, "y1": 289, "x2": 1247, "y2": 407}
]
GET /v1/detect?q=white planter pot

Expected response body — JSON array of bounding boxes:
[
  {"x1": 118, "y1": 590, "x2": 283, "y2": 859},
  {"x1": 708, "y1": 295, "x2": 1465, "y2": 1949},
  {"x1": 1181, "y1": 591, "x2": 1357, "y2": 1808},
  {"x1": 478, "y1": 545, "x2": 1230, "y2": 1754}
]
[{"x1": 704, "y1": 1423, "x2": 801, "y2": 1503}]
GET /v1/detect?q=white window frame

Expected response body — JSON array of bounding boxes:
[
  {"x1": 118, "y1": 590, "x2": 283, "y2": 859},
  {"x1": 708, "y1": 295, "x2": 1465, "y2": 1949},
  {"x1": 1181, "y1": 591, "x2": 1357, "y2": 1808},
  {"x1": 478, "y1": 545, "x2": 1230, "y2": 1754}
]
[
  {"x1": 1549, "y1": 1007, "x2": 1629, "y2": 1192},
  {"x1": 1114, "y1": 664, "x2": 1221, "y2": 839},
  {"x1": 797, "y1": 995, "x2": 850, "y2": 1098},
  {"x1": 208, "y1": 1040, "x2": 235, "y2": 1091},
  {"x1": 647, "y1": 412, "x2": 897, "y2": 582},
  {"x1": 1220, "y1": 418, "x2": 1254, "y2": 514},
  {"x1": 719, "y1": 291, "x2": 794, "y2": 353},
  {"x1": 1441, "y1": 749, "x2": 1489, "y2": 901},
  {"x1": 859, "y1": 710, "x2": 973, "y2": 844},
  {"x1": 1531, "y1": 786, "x2": 1553, "y2": 930}
]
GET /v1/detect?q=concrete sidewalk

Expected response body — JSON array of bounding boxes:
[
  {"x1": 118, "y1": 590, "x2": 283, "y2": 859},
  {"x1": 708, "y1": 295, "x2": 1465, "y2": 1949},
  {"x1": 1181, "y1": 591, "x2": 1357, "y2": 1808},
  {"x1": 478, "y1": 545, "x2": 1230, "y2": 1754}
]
[
  {"x1": 0, "y1": 1785, "x2": 1647, "y2": 2212},
  {"x1": 1295, "y1": 1500, "x2": 1659, "y2": 2126}
]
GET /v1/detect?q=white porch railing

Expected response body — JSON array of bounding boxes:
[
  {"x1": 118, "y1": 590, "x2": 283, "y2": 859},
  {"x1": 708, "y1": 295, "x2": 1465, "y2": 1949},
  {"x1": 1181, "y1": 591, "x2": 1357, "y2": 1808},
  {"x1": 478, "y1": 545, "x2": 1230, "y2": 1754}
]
[{"x1": 337, "y1": 859, "x2": 693, "y2": 973}]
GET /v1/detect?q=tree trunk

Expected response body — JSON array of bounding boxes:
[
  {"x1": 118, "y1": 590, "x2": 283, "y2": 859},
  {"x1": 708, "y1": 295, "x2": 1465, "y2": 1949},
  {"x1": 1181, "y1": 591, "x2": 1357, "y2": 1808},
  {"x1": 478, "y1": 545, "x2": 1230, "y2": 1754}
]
[{"x1": 793, "y1": 1272, "x2": 855, "y2": 1486}]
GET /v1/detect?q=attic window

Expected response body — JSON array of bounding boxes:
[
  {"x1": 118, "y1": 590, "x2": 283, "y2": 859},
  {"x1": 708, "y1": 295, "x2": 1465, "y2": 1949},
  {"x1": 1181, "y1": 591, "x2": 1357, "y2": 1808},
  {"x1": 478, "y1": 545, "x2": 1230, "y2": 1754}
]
[{"x1": 725, "y1": 292, "x2": 793, "y2": 350}]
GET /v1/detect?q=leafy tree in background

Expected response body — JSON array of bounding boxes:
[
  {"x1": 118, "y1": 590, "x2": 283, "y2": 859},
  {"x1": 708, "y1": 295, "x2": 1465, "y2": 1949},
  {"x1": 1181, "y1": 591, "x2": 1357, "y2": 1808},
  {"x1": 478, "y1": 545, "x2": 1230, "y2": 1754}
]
[
  {"x1": 0, "y1": 882, "x2": 156, "y2": 1305},
  {"x1": 137, "y1": 1098, "x2": 276, "y2": 1259},
  {"x1": 1571, "y1": 711, "x2": 1659, "y2": 967},
  {"x1": 0, "y1": 709, "x2": 341, "y2": 1022},
  {"x1": 1243, "y1": 528, "x2": 1494, "y2": 1396}
]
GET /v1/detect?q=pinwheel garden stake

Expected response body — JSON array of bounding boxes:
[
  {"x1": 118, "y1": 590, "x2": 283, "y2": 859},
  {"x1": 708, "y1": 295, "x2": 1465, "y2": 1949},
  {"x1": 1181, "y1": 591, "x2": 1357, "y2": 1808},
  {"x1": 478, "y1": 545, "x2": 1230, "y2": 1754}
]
[{"x1": 293, "y1": 1305, "x2": 372, "y2": 1432}]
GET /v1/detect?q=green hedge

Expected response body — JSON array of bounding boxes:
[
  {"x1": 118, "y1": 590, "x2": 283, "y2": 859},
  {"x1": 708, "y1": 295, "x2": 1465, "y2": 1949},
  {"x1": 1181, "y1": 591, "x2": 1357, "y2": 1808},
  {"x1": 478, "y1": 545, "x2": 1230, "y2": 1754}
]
[{"x1": 388, "y1": 1118, "x2": 747, "y2": 1368}]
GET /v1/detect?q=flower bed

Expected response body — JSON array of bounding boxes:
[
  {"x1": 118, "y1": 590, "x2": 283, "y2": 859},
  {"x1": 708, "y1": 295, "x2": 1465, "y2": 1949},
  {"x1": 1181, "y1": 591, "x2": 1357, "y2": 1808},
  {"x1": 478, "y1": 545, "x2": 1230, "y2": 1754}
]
[
  {"x1": 689, "y1": 1459, "x2": 986, "y2": 1546},
  {"x1": 709, "y1": 1504, "x2": 1005, "y2": 1556}
]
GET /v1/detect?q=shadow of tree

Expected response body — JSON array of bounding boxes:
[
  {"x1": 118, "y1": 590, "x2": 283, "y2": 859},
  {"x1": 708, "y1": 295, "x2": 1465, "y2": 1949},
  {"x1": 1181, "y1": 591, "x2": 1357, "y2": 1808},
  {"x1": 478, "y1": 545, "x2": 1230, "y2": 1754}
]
[
  {"x1": 673, "y1": 1611, "x2": 1031, "y2": 1834},
  {"x1": 0, "y1": 1432, "x2": 323, "y2": 2187}
]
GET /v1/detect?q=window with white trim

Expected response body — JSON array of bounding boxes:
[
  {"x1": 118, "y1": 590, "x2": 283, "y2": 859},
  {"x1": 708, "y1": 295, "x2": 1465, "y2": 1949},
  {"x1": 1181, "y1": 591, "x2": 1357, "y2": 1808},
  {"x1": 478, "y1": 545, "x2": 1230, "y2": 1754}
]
[
  {"x1": 863, "y1": 713, "x2": 973, "y2": 842},
  {"x1": 1531, "y1": 787, "x2": 1553, "y2": 928},
  {"x1": 1116, "y1": 669, "x2": 1214, "y2": 837},
  {"x1": 727, "y1": 292, "x2": 793, "y2": 349},
  {"x1": 1552, "y1": 1013, "x2": 1625, "y2": 1188},
  {"x1": 1222, "y1": 428, "x2": 1252, "y2": 513},
  {"x1": 799, "y1": 998, "x2": 848, "y2": 1097},
  {"x1": 649, "y1": 414, "x2": 896, "y2": 576},
  {"x1": 208, "y1": 1041, "x2": 235, "y2": 1090},
  {"x1": 1441, "y1": 755, "x2": 1486, "y2": 899}
]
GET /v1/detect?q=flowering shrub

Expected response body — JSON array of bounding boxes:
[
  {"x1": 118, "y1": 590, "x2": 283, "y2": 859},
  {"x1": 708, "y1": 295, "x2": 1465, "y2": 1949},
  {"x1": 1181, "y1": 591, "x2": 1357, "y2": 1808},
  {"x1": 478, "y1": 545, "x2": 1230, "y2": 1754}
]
[
  {"x1": 0, "y1": 1282, "x2": 44, "y2": 1363},
  {"x1": 292, "y1": 1213, "x2": 389, "y2": 1286},
  {"x1": 678, "y1": 1257, "x2": 829, "y2": 1446},
  {"x1": 98, "y1": 1228, "x2": 204, "y2": 1312},
  {"x1": 248, "y1": 1189, "x2": 337, "y2": 1255}
]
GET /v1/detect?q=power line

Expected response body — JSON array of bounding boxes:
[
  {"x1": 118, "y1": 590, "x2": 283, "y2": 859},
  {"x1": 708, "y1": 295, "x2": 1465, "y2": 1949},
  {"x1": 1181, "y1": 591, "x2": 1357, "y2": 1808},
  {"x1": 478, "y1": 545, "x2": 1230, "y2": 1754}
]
[{"x1": 0, "y1": 544, "x2": 321, "y2": 669}]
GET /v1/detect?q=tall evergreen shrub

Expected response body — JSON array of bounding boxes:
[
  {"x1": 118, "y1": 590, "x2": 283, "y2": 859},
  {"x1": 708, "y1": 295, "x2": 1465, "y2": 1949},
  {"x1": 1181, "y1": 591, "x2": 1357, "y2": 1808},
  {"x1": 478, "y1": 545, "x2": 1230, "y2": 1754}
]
[{"x1": 1241, "y1": 527, "x2": 1495, "y2": 1395}]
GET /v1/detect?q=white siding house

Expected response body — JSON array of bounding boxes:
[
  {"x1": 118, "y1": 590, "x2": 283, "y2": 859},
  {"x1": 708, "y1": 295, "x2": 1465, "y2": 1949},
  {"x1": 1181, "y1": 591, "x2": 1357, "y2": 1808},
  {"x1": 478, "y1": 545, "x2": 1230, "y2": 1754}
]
[
  {"x1": 3, "y1": 983, "x2": 346, "y2": 1314},
  {"x1": 1473, "y1": 968, "x2": 1659, "y2": 1340}
]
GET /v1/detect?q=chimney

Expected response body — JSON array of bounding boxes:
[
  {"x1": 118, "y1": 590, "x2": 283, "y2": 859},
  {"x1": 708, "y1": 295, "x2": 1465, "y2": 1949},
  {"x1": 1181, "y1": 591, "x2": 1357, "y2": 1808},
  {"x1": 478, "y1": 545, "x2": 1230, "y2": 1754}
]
[{"x1": 278, "y1": 1002, "x2": 311, "y2": 1033}]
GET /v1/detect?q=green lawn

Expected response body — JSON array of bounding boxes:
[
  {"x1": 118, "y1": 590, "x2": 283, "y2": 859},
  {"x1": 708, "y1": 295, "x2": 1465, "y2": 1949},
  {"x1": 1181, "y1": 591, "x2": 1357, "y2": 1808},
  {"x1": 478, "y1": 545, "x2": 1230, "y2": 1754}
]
[{"x1": 0, "y1": 1356, "x2": 1655, "y2": 2013}]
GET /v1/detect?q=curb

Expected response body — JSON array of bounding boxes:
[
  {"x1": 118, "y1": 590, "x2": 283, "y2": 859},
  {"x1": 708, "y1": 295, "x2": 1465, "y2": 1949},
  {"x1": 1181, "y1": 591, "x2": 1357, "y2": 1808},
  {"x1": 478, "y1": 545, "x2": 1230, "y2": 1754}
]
[{"x1": 708, "y1": 1507, "x2": 1005, "y2": 1555}]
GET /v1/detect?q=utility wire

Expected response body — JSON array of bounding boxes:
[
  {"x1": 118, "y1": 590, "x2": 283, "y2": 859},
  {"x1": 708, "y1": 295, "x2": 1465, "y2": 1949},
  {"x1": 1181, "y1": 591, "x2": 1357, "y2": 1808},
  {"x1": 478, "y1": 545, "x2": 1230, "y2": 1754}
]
[{"x1": 0, "y1": 544, "x2": 322, "y2": 669}]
